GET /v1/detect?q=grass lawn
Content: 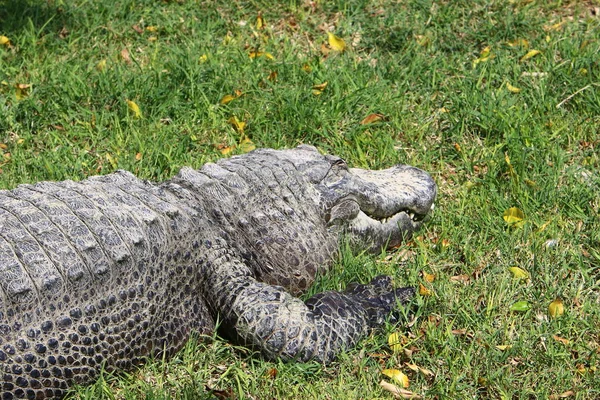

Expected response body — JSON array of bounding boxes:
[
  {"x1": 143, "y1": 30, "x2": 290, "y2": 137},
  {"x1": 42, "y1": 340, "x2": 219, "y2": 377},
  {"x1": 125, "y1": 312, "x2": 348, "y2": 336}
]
[{"x1": 1, "y1": 0, "x2": 600, "y2": 398}]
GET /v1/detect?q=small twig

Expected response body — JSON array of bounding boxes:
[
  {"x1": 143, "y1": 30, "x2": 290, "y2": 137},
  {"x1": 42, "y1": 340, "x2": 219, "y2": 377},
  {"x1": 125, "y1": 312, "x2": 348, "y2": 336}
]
[{"x1": 556, "y1": 84, "x2": 598, "y2": 109}]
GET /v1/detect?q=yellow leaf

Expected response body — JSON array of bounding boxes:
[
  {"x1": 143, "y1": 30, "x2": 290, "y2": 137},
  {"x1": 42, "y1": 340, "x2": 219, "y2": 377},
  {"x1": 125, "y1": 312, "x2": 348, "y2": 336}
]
[
  {"x1": 480, "y1": 46, "x2": 491, "y2": 58},
  {"x1": 360, "y1": 113, "x2": 385, "y2": 125},
  {"x1": 126, "y1": 99, "x2": 142, "y2": 118},
  {"x1": 105, "y1": 153, "x2": 118, "y2": 169},
  {"x1": 312, "y1": 81, "x2": 328, "y2": 96},
  {"x1": 382, "y1": 369, "x2": 409, "y2": 388},
  {"x1": 503, "y1": 207, "x2": 525, "y2": 227},
  {"x1": 256, "y1": 12, "x2": 265, "y2": 30},
  {"x1": 199, "y1": 54, "x2": 208, "y2": 63},
  {"x1": 419, "y1": 283, "x2": 433, "y2": 296},
  {"x1": 327, "y1": 32, "x2": 346, "y2": 52},
  {"x1": 387, "y1": 332, "x2": 403, "y2": 352},
  {"x1": 228, "y1": 116, "x2": 246, "y2": 134},
  {"x1": 0, "y1": 36, "x2": 10, "y2": 46},
  {"x1": 96, "y1": 59, "x2": 107, "y2": 72},
  {"x1": 239, "y1": 137, "x2": 255, "y2": 153},
  {"x1": 302, "y1": 63, "x2": 312, "y2": 73},
  {"x1": 15, "y1": 83, "x2": 31, "y2": 100},
  {"x1": 219, "y1": 145, "x2": 235, "y2": 156},
  {"x1": 507, "y1": 38, "x2": 529, "y2": 48},
  {"x1": 249, "y1": 51, "x2": 274, "y2": 60},
  {"x1": 508, "y1": 266, "x2": 529, "y2": 280},
  {"x1": 220, "y1": 94, "x2": 237, "y2": 105},
  {"x1": 147, "y1": 36, "x2": 157, "y2": 42},
  {"x1": 544, "y1": 21, "x2": 566, "y2": 31},
  {"x1": 520, "y1": 49, "x2": 541, "y2": 62},
  {"x1": 422, "y1": 271, "x2": 435, "y2": 283},
  {"x1": 146, "y1": 25, "x2": 158, "y2": 32},
  {"x1": 548, "y1": 298, "x2": 564, "y2": 318},
  {"x1": 495, "y1": 344, "x2": 512, "y2": 351},
  {"x1": 506, "y1": 82, "x2": 521, "y2": 93}
]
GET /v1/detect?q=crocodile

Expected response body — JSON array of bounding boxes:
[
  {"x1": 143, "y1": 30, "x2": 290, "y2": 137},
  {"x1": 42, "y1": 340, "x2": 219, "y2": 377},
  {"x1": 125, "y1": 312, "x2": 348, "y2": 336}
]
[{"x1": 0, "y1": 145, "x2": 436, "y2": 399}]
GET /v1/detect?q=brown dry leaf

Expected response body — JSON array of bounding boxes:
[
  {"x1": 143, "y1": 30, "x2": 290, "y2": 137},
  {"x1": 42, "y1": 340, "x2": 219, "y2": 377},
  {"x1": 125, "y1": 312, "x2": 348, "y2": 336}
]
[
  {"x1": 132, "y1": 24, "x2": 144, "y2": 34},
  {"x1": 121, "y1": 48, "x2": 132, "y2": 64},
  {"x1": 320, "y1": 42, "x2": 331, "y2": 56},
  {"x1": 450, "y1": 274, "x2": 470, "y2": 284},
  {"x1": 552, "y1": 335, "x2": 570, "y2": 345},
  {"x1": 267, "y1": 71, "x2": 278, "y2": 81},
  {"x1": 135, "y1": 152, "x2": 143, "y2": 161},
  {"x1": 405, "y1": 363, "x2": 434, "y2": 377},
  {"x1": 265, "y1": 367, "x2": 278, "y2": 378},
  {"x1": 360, "y1": 113, "x2": 385, "y2": 125},
  {"x1": 379, "y1": 380, "x2": 422, "y2": 399},
  {"x1": 58, "y1": 27, "x2": 69, "y2": 39},
  {"x1": 520, "y1": 49, "x2": 541, "y2": 62},
  {"x1": 327, "y1": 32, "x2": 346, "y2": 52},
  {"x1": 549, "y1": 391, "x2": 575, "y2": 399}
]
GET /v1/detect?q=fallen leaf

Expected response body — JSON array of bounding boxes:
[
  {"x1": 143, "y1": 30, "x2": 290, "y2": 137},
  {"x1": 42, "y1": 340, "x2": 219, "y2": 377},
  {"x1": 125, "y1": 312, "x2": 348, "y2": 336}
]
[
  {"x1": 360, "y1": 113, "x2": 386, "y2": 125},
  {"x1": 552, "y1": 335, "x2": 570, "y2": 345},
  {"x1": 96, "y1": 59, "x2": 107, "y2": 72},
  {"x1": 507, "y1": 38, "x2": 529, "y2": 48},
  {"x1": 544, "y1": 21, "x2": 566, "y2": 31},
  {"x1": 506, "y1": 82, "x2": 521, "y2": 93},
  {"x1": 327, "y1": 32, "x2": 346, "y2": 52},
  {"x1": 220, "y1": 94, "x2": 238, "y2": 105},
  {"x1": 454, "y1": 143, "x2": 462, "y2": 152},
  {"x1": 256, "y1": 12, "x2": 265, "y2": 30},
  {"x1": 388, "y1": 332, "x2": 403, "y2": 352},
  {"x1": 520, "y1": 49, "x2": 541, "y2": 62},
  {"x1": 126, "y1": 99, "x2": 142, "y2": 118},
  {"x1": 239, "y1": 137, "x2": 255, "y2": 153},
  {"x1": 267, "y1": 71, "x2": 278, "y2": 81},
  {"x1": 548, "y1": 298, "x2": 564, "y2": 318},
  {"x1": 228, "y1": 116, "x2": 246, "y2": 134},
  {"x1": 510, "y1": 300, "x2": 530, "y2": 312},
  {"x1": 0, "y1": 143, "x2": 7, "y2": 150},
  {"x1": 219, "y1": 145, "x2": 235, "y2": 156},
  {"x1": 249, "y1": 51, "x2": 274, "y2": 60},
  {"x1": 379, "y1": 380, "x2": 422, "y2": 399},
  {"x1": 503, "y1": 207, "x2": 525, "y2": 228},
  {"x1": 120, "y1": 48, "x2": 132, "y2": 64},
  {"x1": 419, "y1": 283, "x2": 433, "y2": 296},
  {"x1": 450, "y1": 274, "x2": 470, "y2": 284},
  {"x1": 15, "y1": 83, "x2": 31, "y2": 100},
  {"x1": 495, "y1": 344, "x2": 512, "y2": 351},
  {"x1": 135, "y1": 152, "x2": 142, "y2": 161},
  {"x1": 405, "y1": 363, "x2": 434, "y2": 377},
  {"x1": 302, "y1": 63, "x2": 312, "y2": 73},
  {"x1": 199, "y1": 54, "x2": 208, "y2": 63},
  {"x1": 312, "y1": 81, "x2": 328, "y2": 95},
  {"x1": 146, "y1": 26, "x2": 158, "y2": 32},
  {"x1": 132, "y1": 24, "x2": 144, "y2": 34},
  {"x1": 0, "y1": 36, "x2": 10, "y2": 46},
  {"x1": 422, "y1": 271, "x2": 435, "y2": 283},
  {"x1": 382, "y1": 369, "x2": 409, "y2": 388},
  {"x1": 508, "y1": 266, "x2": 529, "y2": 280},
  {"x1": 265, "y1": 367, "x2": 277, "y2": 378},
  {"x1": 549, "y1": 391, "x2": 575, "y2": 399}
]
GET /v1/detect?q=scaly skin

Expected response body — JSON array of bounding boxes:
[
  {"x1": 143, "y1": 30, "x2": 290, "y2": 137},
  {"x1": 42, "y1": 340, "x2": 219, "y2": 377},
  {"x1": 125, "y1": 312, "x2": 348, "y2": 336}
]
[{"x1": 0, "y1": 145, "x2": 436, "y2": 399}]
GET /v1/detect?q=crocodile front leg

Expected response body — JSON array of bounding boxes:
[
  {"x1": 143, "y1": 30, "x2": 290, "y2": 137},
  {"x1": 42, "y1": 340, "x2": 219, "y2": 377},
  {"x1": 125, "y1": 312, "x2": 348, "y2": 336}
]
[{"x1": 202, "y1": 240, "x2": 413, "y2": 363}]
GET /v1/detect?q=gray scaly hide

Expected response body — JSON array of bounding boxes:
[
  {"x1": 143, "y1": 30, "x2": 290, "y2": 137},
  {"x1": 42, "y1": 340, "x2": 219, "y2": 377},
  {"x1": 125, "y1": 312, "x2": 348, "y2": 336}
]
[{"x1": 0, "y1": 145, "x2": 436, "y2": 399}]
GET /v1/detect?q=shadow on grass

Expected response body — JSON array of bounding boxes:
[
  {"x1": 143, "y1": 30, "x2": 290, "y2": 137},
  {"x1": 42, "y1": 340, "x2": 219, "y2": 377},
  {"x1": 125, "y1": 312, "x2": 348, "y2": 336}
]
[{"x1": 0, "y1": 0, "x2": 70, "y2": 37}]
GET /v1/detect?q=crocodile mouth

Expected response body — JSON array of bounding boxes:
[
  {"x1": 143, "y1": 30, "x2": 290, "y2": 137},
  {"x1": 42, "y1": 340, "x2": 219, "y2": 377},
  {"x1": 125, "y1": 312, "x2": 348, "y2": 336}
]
[{"x1": 346, "y1": 203, "x2": 435, "y2": 250}]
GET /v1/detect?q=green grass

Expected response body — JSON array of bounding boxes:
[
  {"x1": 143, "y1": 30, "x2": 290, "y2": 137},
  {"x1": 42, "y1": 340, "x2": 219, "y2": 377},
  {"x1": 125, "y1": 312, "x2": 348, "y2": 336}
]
[{"x1": 1, "y1": 0, "x2": 600, "y2": 398}]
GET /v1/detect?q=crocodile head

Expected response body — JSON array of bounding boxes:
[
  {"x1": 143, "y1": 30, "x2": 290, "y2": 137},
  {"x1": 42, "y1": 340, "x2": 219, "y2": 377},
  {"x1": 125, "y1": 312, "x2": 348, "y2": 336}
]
[{"x1": 280, "y1": 145, "x2": 437, "y2": 251}]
